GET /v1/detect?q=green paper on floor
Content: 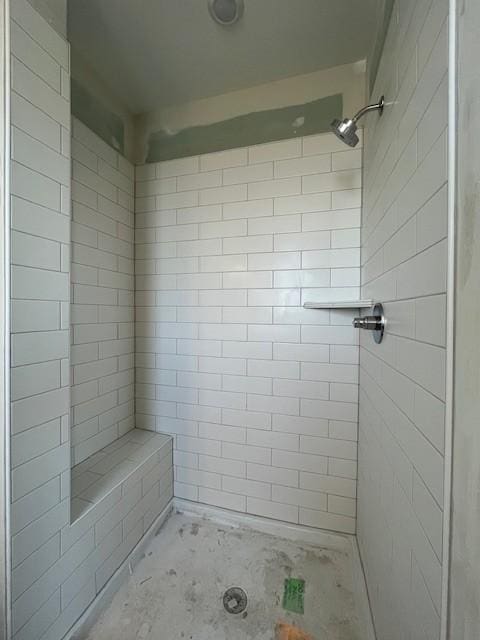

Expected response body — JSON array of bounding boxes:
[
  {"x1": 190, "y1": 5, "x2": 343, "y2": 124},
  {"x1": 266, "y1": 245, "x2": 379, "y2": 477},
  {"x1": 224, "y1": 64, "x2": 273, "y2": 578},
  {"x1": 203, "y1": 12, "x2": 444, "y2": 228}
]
[{"x1": 282, "y1": 578, "x2": 305, "y2": 614}]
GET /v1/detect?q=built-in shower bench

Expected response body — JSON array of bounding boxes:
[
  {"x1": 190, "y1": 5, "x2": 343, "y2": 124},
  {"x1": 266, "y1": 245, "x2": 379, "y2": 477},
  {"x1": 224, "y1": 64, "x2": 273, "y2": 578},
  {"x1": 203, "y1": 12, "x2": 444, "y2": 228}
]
[{"x1": 71, "y1": 429, "x2": 173, "y2": 523}]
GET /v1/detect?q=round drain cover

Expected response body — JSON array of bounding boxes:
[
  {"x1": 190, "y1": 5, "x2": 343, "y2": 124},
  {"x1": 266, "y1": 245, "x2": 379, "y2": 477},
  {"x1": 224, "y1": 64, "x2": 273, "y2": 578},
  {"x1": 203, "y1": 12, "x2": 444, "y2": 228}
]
[{"x1": 223, "y1": 587, "x2": 247, "y2": 614}]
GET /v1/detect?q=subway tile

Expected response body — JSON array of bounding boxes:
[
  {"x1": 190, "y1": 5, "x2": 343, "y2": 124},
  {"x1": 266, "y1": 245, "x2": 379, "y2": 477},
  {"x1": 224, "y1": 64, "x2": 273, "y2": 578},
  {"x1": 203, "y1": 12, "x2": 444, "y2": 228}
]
[
  {"x1": 332, "y1": 189, "x2": 362, "y2": 210},
  {"x1": 248, "y1": 394, "x2": 299, "y2": 416},
  {"x1": 198, "y1": 289, "x2": 247, "y2": 306},
  {"x1": 248, "y1": 177, "x2": 301, "y2": 200},
  {"x1": 11, "y1": 330, "x2": 68, "y2": 367},
  {"x1": 273, "y1": 379, "x2": 329, "y2": 401},
  {"x1": 222, "y1": 306, "x2": 272, "y2": 324},
  {"x1": 303, "y1": 132, "x2": 352, "y2": 156},
  {"x1": 272, "y1": 485, "x2": 327, "y2": 511},
  {"x1": 302, "y1": 208, "x2": 361, "y2": 232},
  {"x1": 272, "y1": 449, "x2": 327, "y2": 474},
  {"x1": 199, "y1": 324, "x2": 247, "y2": 341},
  {"x1": 303, "y1": 169, "x2": 361, "y2": 194},
  {"x1": 177, "y1": 170, "x2": 222, "y2": 192},
  {"x1": 12, "y1": 0, "x2": 69, "y2": 67},
  {"x1": 249, "y1": 139, "x2": 302, "y2": 164},
  {"x1": 177, "y1": 238, "x2": 222, "y2": 257},
  {"x1": 300, "y1": 471, "x2": 356, "y2": 498},
  {"x1": 248, "y1": 324, "x2": 300, "y2": 343},
  {"x1": 199, "y1": 219, "x2": 247, "y2": 239},
  {"x1": 12, "y1": 161, "x2": 60, "y2": 211},
  {"x1": 274, "y1": 268, "x2": 330, "y2": 288},
  {"x1": 332, "y1": 149, "x2": 362, "y2": 171},
  {"x1": 299, "y1": 507, "x2": 355, "y2": 534},
  {"x1": 248, "y1": 213, "x2": 301, "y2": 236},
  {"x1": 248, "y1": 251, "x2": 300, "y2": 271},
  {"x1": 11, "y1": 361, "x2": 60, "y2": 402},
  {"x1": 156, "y1": 156, "x2": 199, "y2": 178},
  {"x1": 222, "y1": 374, "x2": 271, "y2": 395},
  {"x1": 224, "y1": 162, "x2": 273, "y2": 185},
  {"x1": 12, "y1": 57, "x2": 69, "y2": 128},
  {"x1": 299, "y1": 435, "x2": 357, "y2": 460},
  {"x1": 223, "y1": 271, "x2": 272, "y2": 289},
  {"x1": 198, "y1": 454, "x2": 246, "y2": 478},
  {"x1": 200, "y1": 254, "x2": 247, "y2": 272},
  {"x1": 302, "y1": 248, "x2": 360, "y2": 269},
  {"x1": 274, "y1": 192, "x2": 331, "y2": 215},
  {"x1": 274, "y1": 343, "x2": 329, "y2": 362},
  {"x1": 248, "y1": 359, "x2": 299, "y2": 380},
  {"x1": 223, "y1": 198, "x2": 273, "y2": 220},
  {"x1": 135, "y1": 177, "x2": 176, "y2": 198},
  {"x1": 199, "y1": 184, "x2": 247, "y2": 206},
  {"x1": 198, "y1": 354, "x2": 247, "y2": 375},
  {"x1": 248, "y1": 288, "x2": 300, "y2": 307},
  {"x1": 222, "y1": 408, "x2": 271, "y2": 430},
  {"x1": 222, "y1": 476, "x2": 271, "y2": 500},
  {"x1": 131, "y1": 126, "x2": 368, "y2": 544},
  {"x1": 301, "y1": 399, "x2": 358, "y2": 422},
  {"x1": 222, "y1": 442, "x2": 271, "y2": 465},
  {"x1": 223, "y1": 234, "x2": 273, "y2": 255},
  {"x1": 11, "y1": 300, "x2": 60, "y2": 333},
  {"x1": 275, "y1": 153, "x2": 331, "y2": 178},
  {"x1": 198, "y1": 422, "x2": 245, "y2": 444},
  {"x1": 199, "y1": 487, "x2": 246, "y2": 512},
  {"x1": 11, "y1": 91, "x2": 61, "y2": 153},
  {"x1": 12, "y1": 126, "x2": 70, "y2": 186},
  {"x1": 247, "y1": 463, "x2": 298, "y2": 488},
  {"x1": 177, "y1": 204, "x2": 222, "y2": 225},
  {"x1": 200, "y1": 147, "x2": 248, "y2": 171},
  {"x1": 274, "y1": 230, "x2": 330, "y2": 252}
]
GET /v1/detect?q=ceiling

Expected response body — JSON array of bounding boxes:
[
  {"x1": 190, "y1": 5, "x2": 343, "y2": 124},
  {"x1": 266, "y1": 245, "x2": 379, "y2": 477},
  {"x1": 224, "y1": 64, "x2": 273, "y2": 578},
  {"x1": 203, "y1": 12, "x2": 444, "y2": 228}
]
[{"x1": 68, "y1": 0, "x2": 382, "y2": 115}]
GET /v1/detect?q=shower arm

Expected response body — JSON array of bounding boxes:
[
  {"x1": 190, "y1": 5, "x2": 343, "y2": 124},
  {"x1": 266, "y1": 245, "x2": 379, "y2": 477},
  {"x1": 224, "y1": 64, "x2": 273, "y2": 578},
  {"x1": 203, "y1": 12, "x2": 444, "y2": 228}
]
[{"x1": 351, "y1": 96, "x2": 385, "y2": 123}]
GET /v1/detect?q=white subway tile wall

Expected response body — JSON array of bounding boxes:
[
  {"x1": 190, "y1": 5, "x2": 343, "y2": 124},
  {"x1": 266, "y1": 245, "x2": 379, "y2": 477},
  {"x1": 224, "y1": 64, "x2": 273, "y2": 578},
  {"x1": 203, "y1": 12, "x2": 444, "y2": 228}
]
[
  {"x1": 9, "y1": 4, "x2": 174, "y2": 640},
  {"x1": 358, "y1": 1, "x2": 448, "y2": 639},
  {"x1": 136, "y1": 132, "x2": 362, "y2": 534},
  {"x1": 71, "y1": 117, "x2": 135, "y2": 465}
]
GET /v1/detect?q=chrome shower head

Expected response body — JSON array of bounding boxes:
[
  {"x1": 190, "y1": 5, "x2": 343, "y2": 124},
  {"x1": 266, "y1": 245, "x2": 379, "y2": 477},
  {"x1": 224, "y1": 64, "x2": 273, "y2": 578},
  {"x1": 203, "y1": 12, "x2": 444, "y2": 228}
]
[
  {"x1": 330, "y1": 96, "x2": 385, "y2": 147},
  {"x1": 330, "y1": 118, "x2": 360, "y2": 147}
]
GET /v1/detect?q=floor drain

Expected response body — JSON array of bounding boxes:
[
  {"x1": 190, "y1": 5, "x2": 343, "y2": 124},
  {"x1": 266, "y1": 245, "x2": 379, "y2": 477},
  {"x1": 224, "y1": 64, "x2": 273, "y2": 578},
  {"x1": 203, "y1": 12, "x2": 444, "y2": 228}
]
[{"x1": 223, "y1": 587, "x2": 248, "y2": 614}]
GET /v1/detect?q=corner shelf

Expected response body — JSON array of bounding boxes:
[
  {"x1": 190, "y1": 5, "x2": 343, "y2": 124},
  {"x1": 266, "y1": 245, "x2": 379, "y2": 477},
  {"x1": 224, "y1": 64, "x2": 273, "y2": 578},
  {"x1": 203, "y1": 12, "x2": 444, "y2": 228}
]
[{"x1": 303, "y1": 300, "x2": 373, "y2": 310}]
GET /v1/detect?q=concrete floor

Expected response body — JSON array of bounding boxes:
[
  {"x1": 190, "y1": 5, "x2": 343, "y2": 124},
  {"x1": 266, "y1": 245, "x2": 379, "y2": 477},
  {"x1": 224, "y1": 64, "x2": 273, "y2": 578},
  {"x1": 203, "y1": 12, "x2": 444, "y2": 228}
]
[{"x1": 80, "y1": 509, "x2": 369, "y2": 640}]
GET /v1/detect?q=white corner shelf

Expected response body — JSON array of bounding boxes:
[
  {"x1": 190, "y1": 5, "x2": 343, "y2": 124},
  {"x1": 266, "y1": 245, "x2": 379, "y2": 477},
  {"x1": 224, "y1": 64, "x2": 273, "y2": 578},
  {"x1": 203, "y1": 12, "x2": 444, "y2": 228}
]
[{"x1": 303, "y1": 300, "x2": 373, "y2": 310}]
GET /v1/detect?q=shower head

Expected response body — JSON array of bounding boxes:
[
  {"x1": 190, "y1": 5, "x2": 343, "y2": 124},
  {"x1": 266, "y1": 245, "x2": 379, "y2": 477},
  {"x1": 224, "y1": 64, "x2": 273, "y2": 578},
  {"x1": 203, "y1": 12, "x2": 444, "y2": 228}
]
[
  {"x1": 330, "y1": 118, "x2": 360, "y2": 147},
  {"x1": 330, "y1": 96, "x2": 385, "y2": 147}
]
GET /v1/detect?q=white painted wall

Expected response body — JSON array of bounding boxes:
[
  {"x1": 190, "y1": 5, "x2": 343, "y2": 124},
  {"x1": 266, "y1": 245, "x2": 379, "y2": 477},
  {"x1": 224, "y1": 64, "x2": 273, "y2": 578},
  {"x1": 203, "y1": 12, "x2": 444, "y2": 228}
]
[
  {"x1": 134, "y1": 62, "x2": 367, "y2": 164},
  {"x1": 70, "y1": 118, "x2": 135, "y2": 465},
  {"x1": 357, "y1": 0, "x2": 449, "y2": 638},
  {"x1": 135, "y1": 132, "x2": 363, "y2": 534}
]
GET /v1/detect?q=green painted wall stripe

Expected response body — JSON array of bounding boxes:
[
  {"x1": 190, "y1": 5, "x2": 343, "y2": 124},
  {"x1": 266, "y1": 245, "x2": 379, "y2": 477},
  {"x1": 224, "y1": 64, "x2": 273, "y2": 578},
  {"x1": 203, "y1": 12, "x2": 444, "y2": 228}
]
[
  {"x1": 71, "y1": 78, "x2": 125, "y2": 155},
  {"x1": 146, "y1": 93, "x2": 343, "y2": 163},
  {"x1": 369, "y1": 0, "x2": 395, "y2": 95}
]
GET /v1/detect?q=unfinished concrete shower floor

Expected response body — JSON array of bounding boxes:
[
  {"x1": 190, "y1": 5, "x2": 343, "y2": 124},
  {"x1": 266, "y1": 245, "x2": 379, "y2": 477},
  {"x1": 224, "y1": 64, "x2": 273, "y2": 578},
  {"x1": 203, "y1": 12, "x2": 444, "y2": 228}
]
[{"x1": 80, "y1": 508, "x2": 372, "y2": 640}]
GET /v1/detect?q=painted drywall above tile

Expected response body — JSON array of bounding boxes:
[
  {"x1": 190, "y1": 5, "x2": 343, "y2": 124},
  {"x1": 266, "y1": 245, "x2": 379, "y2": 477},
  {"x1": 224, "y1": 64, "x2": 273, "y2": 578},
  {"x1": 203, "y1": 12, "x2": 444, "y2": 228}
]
[
  {"x1": 134, "y1": 62, "x2": 366, "y2": 164},
  {"x1": 368, "y1": 0, "x2": 395, "y2": 95},
  {"x1": 145, "y1": 94, "x2": 343, "y2": 164},
  {"x1": 71, "y1": 79, "x2": 125, "y2": 157},
  {"x1": 70, "y1": 47, "x2": 136, "y2": 162}
]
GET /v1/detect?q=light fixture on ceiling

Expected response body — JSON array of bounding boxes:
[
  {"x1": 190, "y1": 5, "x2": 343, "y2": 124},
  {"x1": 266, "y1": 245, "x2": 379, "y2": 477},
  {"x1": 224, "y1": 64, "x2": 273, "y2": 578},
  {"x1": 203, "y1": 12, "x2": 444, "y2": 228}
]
[{"x1": 208, "y1": 0, "x2": 244, "y2": 26}]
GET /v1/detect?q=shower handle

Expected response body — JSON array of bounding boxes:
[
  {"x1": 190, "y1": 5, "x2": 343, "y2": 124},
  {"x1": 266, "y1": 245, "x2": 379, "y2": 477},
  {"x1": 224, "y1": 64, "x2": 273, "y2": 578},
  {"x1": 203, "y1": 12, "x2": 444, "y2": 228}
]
[{"x1": 352, "y1": 303, "x2": 385, "y2": 344}]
